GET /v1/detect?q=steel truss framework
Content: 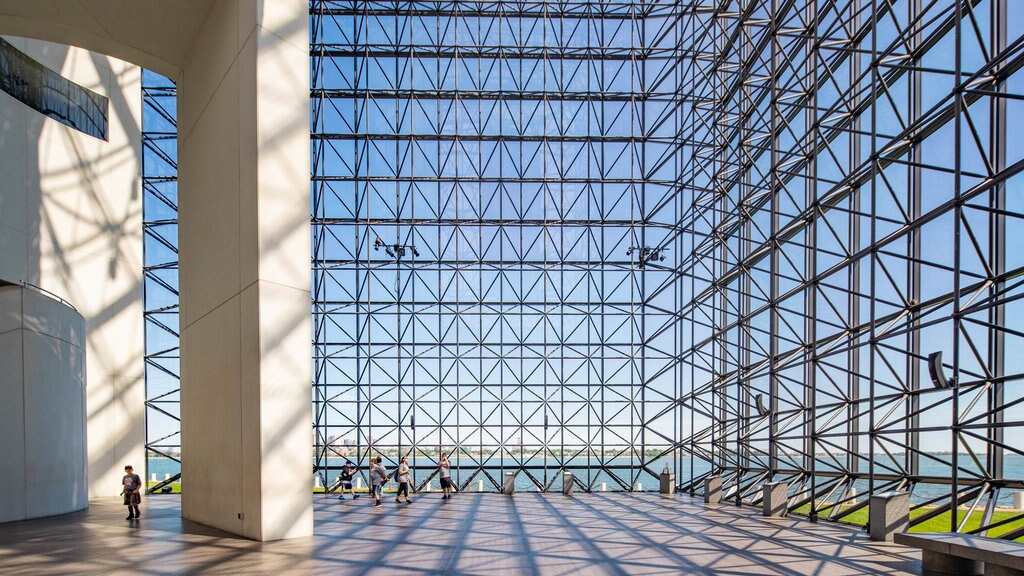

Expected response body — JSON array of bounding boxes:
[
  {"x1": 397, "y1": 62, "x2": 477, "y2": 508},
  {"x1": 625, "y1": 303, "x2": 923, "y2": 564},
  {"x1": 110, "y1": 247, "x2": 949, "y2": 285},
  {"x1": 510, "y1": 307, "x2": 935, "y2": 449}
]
[
  {"x1": 140, "y1": 0, "x2": 1024, "y2": 536},
  {"x1": 679, "y1": 0, "x2": 1024, "y2": 536},
  {"x1": 142, "y1": 71, "x2": 181, "y2": 490},
  {"x1": 311, "y1": 0, "x2": 684, "y2": 492}
]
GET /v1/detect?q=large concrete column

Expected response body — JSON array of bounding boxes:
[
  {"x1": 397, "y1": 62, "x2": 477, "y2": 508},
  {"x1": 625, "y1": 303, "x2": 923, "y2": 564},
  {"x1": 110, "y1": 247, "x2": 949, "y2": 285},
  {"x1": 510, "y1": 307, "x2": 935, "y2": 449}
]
[{"x1": 177, "y1": 0, "x2": 311, "y2": 541}]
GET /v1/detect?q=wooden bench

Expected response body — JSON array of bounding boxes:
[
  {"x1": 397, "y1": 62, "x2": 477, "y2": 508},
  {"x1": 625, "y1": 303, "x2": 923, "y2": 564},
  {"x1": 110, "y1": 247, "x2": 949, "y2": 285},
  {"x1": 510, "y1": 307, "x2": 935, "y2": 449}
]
[{"x1": 895, "y1": 532, "x2": 1024, "y2": 576}]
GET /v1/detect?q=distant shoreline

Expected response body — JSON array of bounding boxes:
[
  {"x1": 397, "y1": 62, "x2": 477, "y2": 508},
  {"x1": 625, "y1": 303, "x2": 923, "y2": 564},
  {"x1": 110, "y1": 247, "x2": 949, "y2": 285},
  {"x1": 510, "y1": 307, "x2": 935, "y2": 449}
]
[{"x1": 149, "y1": 452, "x2": 1017, "y2": 460}]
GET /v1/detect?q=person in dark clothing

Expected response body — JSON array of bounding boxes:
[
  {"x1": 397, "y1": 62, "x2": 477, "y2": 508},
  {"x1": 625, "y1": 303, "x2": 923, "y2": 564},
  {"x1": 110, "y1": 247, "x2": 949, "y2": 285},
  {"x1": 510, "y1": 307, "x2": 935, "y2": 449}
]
[
  {"x1": 121, "y1": 465, "x2": 142, "y2": 520},
  {"x1": 337, "y1": 460, "x2": 359, "y2": 500}
]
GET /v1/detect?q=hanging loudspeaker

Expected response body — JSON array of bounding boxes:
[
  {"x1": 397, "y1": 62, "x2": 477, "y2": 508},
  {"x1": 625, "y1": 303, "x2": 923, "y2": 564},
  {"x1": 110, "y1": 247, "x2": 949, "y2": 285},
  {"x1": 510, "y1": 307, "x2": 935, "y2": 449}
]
[
  {"x1": 927, "y1": 351, "x2": 953, "y2": 389},
  {"x1": 755, "y1": 394, "x2": 769, "y2": 418}
]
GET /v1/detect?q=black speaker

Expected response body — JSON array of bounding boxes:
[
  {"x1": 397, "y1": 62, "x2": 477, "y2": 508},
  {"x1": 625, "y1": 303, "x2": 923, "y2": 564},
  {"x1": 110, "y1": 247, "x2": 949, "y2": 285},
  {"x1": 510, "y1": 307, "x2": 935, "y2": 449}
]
[
  {"x1": 927, "y1": 351, "x2": 953, "y2": 389},
  {"x1": 755, "y1": 394, "x2": 770, "y2": 418}
]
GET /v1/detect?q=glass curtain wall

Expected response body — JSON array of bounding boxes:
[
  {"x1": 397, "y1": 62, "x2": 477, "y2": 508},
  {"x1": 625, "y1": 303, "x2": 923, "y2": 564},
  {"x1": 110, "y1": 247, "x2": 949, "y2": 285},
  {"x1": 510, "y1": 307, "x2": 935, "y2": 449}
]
[
  {"x1": 311, "y1": 0, "x2": 685, "y2": 492},
  {"x1": 142, "y1": 1, "x2": 1024, "y2": 537},
  {"x1": 679, "y1": 0, "x2": 1024, "y2": 536},
  {"x1": 142, "y1": 71, "x2": 181, "y2": 488}
]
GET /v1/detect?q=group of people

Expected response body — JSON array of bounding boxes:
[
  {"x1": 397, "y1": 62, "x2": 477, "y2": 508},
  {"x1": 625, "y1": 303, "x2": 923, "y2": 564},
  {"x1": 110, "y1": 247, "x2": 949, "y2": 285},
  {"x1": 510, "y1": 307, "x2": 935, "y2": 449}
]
[
  {"x1": 118, "y1": 454, "x2": 462, "y2": 520},
  {"x1": 336, "y1": 453, "x2": 457, "y2": 507}
]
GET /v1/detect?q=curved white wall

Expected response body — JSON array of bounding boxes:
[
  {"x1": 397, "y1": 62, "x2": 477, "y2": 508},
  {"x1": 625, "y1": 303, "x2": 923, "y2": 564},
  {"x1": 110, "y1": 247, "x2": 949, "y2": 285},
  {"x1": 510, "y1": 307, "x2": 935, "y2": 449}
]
[
  {"x1": 0, "y1": 36, "x2": 144, "y2": 499},
  {"x1": 0, "y1": 285, "x2": 87, "y2": 522}
]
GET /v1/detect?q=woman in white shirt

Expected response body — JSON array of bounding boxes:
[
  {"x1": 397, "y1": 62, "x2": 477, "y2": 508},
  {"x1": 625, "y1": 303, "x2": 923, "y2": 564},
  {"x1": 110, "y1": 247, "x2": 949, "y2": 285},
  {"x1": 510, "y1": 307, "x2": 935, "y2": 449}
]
[
  {"x1": 438, "y1": 453, "x2": 454, "y2": 500},
  {"x1": 395, "y1": 456, "x2": 413, "y2": 504}
]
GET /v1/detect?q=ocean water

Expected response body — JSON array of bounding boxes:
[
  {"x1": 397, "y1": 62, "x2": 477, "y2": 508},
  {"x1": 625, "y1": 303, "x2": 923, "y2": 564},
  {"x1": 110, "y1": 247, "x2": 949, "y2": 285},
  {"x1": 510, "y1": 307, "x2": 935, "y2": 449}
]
[{"x1": 148, "y1": 454, "x2": 1024, "y2": 506}]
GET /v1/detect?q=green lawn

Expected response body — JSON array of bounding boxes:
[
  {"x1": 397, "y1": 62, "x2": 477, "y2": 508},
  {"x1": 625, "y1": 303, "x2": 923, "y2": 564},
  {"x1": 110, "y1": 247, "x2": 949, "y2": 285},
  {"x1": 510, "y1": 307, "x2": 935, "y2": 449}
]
[
  {"x1": 792, "y1": 503, "x2": 1024, "y2": 541},
  {"x1": 147, "y1": 481, "x2": 181, "y2": 494}
]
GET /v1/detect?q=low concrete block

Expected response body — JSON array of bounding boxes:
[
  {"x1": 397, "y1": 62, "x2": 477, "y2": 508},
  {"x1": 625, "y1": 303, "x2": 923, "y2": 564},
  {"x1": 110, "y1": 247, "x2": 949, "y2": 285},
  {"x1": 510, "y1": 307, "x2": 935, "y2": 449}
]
[
  {"x1": 869, "y1": 491, "x2": 909, "y2": 542},
  {"x1": 660, "y1": 470, "x2": 675, "y2": 495},
  {"x1": 563, "y1": 472, "x2": 574, "y2": 496},
  {"x1": 704, "y1": 475, "x2": 723, "y2": 504},
  {"x1": 762, "y1": 481, "x2": 788, "y2": 517}
]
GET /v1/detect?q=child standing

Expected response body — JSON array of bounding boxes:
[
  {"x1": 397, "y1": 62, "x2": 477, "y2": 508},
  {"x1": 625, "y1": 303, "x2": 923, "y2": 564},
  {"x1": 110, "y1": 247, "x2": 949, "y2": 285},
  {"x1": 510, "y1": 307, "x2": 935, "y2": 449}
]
[{"x1": 121, "y1": 465, "x2": 142, "y2": 520}]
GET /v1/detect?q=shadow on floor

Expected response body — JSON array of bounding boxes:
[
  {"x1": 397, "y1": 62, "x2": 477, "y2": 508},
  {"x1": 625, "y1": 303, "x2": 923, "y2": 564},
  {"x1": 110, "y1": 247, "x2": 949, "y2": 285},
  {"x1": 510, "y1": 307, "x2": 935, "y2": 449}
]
[{"x1": 0, "y1": 493, "x2": 921, "y2": 575}]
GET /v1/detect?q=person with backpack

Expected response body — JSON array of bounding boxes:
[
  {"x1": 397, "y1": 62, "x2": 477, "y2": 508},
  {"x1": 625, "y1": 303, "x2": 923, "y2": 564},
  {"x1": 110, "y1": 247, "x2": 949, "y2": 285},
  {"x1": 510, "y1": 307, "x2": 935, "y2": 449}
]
[
  {"x1": 336, "y1": 460, "x2": 359, "y2": 501},
  {"x1": 438, "y1": 453, "x2": 454, "y2": 500},
  {"x1": 369, "y1": 456, "x2": 389, "y2": 508},
  {"x1": 395, "y1": 456, "x2": 413, "y2": 504}
]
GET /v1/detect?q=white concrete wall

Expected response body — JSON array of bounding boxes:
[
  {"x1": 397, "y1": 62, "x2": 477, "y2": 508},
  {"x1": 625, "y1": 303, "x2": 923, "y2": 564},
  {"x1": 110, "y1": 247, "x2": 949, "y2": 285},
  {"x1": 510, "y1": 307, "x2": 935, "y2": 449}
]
[
  {"x1": 0, "y1": 3, "x2": 312, "y2": 541},
  {"x1": 0, "y1": 36, "x2": 144, "y2": 499},
  {"x1": 178, "y1": 0, "x2": 312, "y2": 541},
  {"x1": 0, "y1": 285, "x2": 87, "y2": 522}
]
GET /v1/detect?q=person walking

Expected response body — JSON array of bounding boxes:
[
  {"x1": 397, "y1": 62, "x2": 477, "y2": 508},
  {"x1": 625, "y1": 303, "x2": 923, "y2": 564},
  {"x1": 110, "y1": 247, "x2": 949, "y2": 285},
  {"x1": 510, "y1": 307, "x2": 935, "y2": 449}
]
[
  {"x1": 369, "y1": 456, "x2": 389, "y2": 508},
  {"x1": 337, "y1": 460, "x2": 359, "y2": 501},
  {"x1": 121, "y1": 465, "x2": 142, "y2": 520},
  {"x1": 395, "y1": 456, "x2": 413, "y2": 504},
  {"x1": 438, "y1": 453, "x2": 454, "y2": 500}
]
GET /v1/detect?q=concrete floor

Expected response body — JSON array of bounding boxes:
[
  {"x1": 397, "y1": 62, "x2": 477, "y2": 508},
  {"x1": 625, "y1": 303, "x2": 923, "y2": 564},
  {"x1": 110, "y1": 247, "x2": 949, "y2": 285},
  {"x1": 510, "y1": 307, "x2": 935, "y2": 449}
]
[{"x1": 0, "y1": 492, "x2": 921, "y2": 575}]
